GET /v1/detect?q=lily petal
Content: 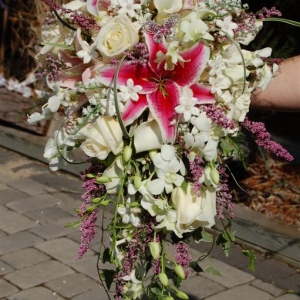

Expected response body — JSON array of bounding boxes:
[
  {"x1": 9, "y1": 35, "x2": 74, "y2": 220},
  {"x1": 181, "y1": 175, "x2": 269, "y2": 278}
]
[
  {"x1": 171, "y1": 41, "x2": 210, "y2": 87},
  {"x1": 147, "y1": 80, "x2": 180, "y2": 143},
  {"x1": 190, "y1": 83, "x2": 214, "y2": 103},
  {"x1": 97, "y1": 63, "x2": 156, "y2": 93},
  {"x1": 144, "y1": 32, "x2": 168, "y2": 73},
  {"x1": 122, "y1": 94, "x2": 148, "y2": 125}
]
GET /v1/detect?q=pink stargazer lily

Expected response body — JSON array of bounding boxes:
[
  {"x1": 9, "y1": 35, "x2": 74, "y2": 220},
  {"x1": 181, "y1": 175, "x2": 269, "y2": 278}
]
[{"x1": 97, "y1": 33, "x2": 214, "y2": 143}]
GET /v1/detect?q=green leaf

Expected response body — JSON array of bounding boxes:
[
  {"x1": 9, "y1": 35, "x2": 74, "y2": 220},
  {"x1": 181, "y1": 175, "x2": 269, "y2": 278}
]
[
  {"x1": 201, "y1": 230, "x2": 213, "y2": 243},
  {"x1": 65, "y1": 220, "x2": 81, "y2": 228},
  {"x1": 100, "y1": 269, "x2": 115, "y2": 290},
  {"x1": 242, "y1": 249, "x2": 256, "y2": 272},
  {"x1": 189, "y1": 261, "x2": 203, "y2": 273},
  {"x1": 192, "y1": 228, "x2": 212, "y2": 243},
  {"x1": 204, "y1": 266, "x2": 222, "y2": 277},
  {"x1": 40, "y1": 42, "x2": 75, "y2": 50}
]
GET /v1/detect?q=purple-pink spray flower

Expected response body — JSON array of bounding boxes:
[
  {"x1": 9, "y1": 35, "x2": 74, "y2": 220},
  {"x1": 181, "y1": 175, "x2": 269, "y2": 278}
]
[{"x1": 243, "y1": 117, "x2": 294, "y2": 161}]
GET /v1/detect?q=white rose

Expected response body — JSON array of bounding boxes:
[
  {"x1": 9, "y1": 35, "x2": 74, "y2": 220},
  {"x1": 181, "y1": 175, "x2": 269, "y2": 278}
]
[
  {"x1": 79, "y1": 116, "x2": 124, "y2": 160},
  {"x1": 96, "y1": 14, "x2": 139, "y2": 62},
  {"x1": 171, "y1": 184, "x2": 216, "y2": 236}
]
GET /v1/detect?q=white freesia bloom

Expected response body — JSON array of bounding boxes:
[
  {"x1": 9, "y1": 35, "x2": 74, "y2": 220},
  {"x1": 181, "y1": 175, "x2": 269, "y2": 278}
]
[
  {"x1": 171, "y1": 185, "x2": 216, "y2": 237},
  {"x1": 78, "y1": 116, "x2": 124, "y2": 160},
  {"x1": 148, "y1": 145, "x2": 186, "y2": 195},
  {"x1": 96, "y1": 14, "x2": 139, "y2": 62}
]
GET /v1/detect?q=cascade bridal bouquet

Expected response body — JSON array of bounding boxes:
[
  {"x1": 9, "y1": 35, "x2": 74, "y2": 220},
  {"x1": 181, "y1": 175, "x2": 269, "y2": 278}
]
[{"x1": 28, "y1": 0, "x2": 296, "y2": 299}]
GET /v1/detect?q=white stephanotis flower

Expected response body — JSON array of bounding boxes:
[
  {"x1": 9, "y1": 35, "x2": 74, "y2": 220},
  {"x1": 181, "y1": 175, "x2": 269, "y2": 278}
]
[
  {"x1": 76, "y1": 41, "x2": 98, "y2": 64},
  {"x1": 175, "y1": 87, "x2": 199, "y2": 122},
  {"x1": 208, "y1": 55, "x2": 226, "y2": 76},
  {"x1": 148, "y1": 145, "x2": 186, "y2": 195},
  {"x1": 117, "y1": 197, "x2": 141, "y2": 227},
  {"x1": 118, "y1": 78, "x2": 142, "y2": 102},
  {"x1": 117, "y1": 0, "x2": 141, "y2": 18},
  {"x1": 216, "y1": 15, "x2": 238, "y2": 38}
]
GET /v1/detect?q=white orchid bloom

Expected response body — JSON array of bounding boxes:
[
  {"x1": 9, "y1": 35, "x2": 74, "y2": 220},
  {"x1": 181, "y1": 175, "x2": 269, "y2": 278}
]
[
  {"x1": 117, "y1": 197, "x2": 141, "y2": 227},
  {"x1": 148, "y1": 145, "x2": 186, "y2": 195},
  {"x1": 122, "y1": 269, "x2": 141, "y2": 284}
]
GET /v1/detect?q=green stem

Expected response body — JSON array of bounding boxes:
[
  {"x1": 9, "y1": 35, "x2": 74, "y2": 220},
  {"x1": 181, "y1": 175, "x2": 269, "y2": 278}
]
[{"x1": 161, "y1": 239, "x2": 166, "y2": 273}]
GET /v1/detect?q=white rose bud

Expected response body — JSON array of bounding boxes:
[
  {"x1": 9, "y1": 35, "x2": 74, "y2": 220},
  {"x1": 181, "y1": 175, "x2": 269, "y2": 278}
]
[
  {"x1": 149, "y1": 241, "x2": 161, "y2": 260},
  {"x1": 176, "y1": 291, "x2": 189, "y2": 299},
  {"x1": 210, "y1": 168, "x2": 219, "y2": 185},
  {"x1": 174, "y1": 265, "x2": 186, "y2": 280},
  {"x1": 78, "y1": 116, "x2": 124, "y2": 160},
  {"x1": 123, "y1": 145, "x2": 132, "y2": 163},
  {"x1": 158, "y1": 272, "x2": 169, "y2": 286},
  {"x1": 95, "y1": 176, "x2": 112, "y2": 184},
  {"x1": 134, "y1": 175, "x2": 142, "y2": 190}
]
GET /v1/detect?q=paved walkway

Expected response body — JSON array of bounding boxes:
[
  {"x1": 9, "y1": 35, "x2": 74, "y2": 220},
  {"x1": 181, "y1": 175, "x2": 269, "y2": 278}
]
[{"x1": 0, "y1": 146, "x2": 299, "y2": 300}]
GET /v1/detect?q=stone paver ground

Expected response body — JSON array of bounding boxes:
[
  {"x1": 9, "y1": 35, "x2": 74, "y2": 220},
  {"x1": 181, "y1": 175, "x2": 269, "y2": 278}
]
[{"x1": 0, "y1": 146, "x2": 299, "y2": 300}]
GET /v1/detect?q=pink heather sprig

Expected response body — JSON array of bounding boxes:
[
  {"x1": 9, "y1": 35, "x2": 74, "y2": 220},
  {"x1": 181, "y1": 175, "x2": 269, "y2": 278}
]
[
  {"x1": 188, "y1": 155, "x2": 204, "y2": 196},
  {"x1": 42, "y1": 0, "x2": 100, "y2": 31},
  {"x1": 114, "y1": 217, "x2": 159, "y2": 299},
  {"x1": 256, "y1": 7, "x2": 282, "y2": 19},
  {"x1": 77, "y1": 161, "x2": 106, "y2": 258},
  {"x1": 233, "y1": 11, "x2": 257, "y2": 38},
  {"x1": 67, "y1": 11, "x2": 100, "y2": 31},
  {"x1": 216, "y1": 166, "x2": 234, "y2": 219},
  {"x1": 203, "y1": 104, "x2": 235, "y2": 130},
  {"x1": 262, "y1": 57, "x2": 284, "y2": 65},
  {"x1": 175, "y1": 242, "x2": 192, "y2": 278},
  {"x1": 78, "y1": 209, "x2": 99, "y2": 259},
  {"x1": 35, "y1": 54, "x2": 64, "y2": 82},
  {"x1": 243, "y1": 117, "x2": 294, "y2": 161}
]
